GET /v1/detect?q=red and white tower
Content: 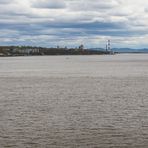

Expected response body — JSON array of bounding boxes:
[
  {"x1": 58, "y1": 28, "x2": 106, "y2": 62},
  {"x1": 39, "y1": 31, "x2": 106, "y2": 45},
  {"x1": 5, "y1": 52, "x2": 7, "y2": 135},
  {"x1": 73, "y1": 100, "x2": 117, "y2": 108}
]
[
  {"x1": 107, "y1": 40, "x2": 111, "y2": 51},
  {"x1": 106, "y1": 39, "x2": 111, "y2": 52}
]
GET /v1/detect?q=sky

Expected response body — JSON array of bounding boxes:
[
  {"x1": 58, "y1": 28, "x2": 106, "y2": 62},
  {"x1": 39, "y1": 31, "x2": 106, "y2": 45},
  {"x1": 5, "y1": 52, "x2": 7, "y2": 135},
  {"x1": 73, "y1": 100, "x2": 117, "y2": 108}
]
[{"x1": 0, "y1": 0, "x2": 148, "y2": 48}]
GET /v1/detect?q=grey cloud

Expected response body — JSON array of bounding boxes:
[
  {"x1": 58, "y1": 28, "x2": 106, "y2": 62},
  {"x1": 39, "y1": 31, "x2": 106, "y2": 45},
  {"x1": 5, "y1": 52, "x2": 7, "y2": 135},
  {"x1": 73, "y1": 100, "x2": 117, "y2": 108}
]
[
  {"x1": 67, "y1": 0, "x2": 119, "y2": 11},
  {"x1": 32, "y1": 0, "x2": 66, "y2": 9},
  {"x1": 144, "y1": 7, "x2": 148, "y2": 12},
  {"x1": 0, "y1": 0, "x2": 148, "y2": 48},
  {"x1": 0, "y1": 0, "x2": 13, "y2": 4}
]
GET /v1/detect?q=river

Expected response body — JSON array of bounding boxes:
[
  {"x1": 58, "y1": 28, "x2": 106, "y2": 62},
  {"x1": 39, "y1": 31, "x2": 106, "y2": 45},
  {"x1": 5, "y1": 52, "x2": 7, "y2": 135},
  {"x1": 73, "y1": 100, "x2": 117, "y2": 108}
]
[{"x1": 0, "y1": 54, "x2": 148, "y2": 147}]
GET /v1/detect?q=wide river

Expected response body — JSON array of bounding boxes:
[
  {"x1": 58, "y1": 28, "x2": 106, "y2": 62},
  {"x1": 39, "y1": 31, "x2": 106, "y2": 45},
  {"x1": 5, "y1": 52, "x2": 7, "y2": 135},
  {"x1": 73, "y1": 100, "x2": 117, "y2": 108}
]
[{"x1": 0, "y1": 54, "x2": 148, "y2": 148}]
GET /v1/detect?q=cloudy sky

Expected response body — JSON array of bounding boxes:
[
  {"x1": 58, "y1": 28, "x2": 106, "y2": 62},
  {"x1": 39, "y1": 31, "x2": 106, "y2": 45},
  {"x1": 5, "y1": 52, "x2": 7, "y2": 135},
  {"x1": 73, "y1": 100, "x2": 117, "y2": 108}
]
[{"x1": 0, "y1": 0, "x2": 148, "y2": 48}]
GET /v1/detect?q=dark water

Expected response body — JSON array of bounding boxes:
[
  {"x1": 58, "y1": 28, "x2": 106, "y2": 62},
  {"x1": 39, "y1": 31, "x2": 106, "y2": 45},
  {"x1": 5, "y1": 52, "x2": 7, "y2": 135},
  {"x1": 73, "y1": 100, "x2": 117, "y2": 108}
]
[{"x1": 0, "y1": 54, "x2": 148, "y2": 147}]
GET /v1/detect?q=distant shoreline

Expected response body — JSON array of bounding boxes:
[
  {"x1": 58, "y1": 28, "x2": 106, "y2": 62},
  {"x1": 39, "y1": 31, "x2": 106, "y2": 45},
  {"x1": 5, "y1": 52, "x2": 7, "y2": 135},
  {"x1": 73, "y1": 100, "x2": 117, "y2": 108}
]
[
  {"x1": 1, "y1": 45, "x2": 148, "y2": 57},
  {"x1": 0, "y1": 46, "x2": 112, "y2": 57}
]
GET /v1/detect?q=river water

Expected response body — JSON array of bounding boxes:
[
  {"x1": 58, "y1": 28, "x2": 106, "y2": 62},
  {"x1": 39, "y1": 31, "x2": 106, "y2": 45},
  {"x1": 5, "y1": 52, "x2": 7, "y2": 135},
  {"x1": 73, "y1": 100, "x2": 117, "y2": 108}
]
[{"x1": 0, "y1": 54, "x2": 148, "y2": 148}]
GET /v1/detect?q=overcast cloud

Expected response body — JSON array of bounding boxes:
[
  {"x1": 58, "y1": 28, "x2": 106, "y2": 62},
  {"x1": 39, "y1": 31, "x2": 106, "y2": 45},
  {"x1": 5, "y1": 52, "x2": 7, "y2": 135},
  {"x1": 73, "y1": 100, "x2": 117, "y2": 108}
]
[{"x1": 0, "y1": 0, "x2": 148, "y2": 48}]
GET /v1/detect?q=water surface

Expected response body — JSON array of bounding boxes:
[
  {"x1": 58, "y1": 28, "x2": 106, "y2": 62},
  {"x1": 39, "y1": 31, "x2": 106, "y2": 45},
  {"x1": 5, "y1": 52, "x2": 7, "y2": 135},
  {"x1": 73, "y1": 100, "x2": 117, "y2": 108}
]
[{"x1": 0, "y1": 54, "x2": 148, "y2": 147}]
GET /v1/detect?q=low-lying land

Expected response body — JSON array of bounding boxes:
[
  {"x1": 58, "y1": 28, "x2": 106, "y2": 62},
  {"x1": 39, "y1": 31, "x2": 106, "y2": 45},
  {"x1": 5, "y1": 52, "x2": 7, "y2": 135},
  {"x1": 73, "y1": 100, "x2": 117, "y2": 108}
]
[{"x1": 0, "y1": 46, "x2": 110, "y2": 56}]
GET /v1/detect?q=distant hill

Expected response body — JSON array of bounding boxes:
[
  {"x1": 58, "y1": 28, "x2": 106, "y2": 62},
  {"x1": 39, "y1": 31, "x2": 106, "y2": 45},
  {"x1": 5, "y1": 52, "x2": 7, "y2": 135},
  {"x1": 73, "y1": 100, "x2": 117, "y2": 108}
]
[
  {"x1": 112, "y1": 48, "x2": 148, "y2": 53},
  {"x1": 89, "y1": 48, "x2": 148, "y2": 53}
]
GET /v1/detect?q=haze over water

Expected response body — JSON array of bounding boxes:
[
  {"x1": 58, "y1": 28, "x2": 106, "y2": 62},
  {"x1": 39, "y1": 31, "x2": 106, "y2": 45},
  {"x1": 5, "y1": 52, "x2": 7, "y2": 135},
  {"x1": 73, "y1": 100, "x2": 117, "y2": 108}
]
[{"x1": 0, "y1": 54, "x2": 148, "y2": 147}]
